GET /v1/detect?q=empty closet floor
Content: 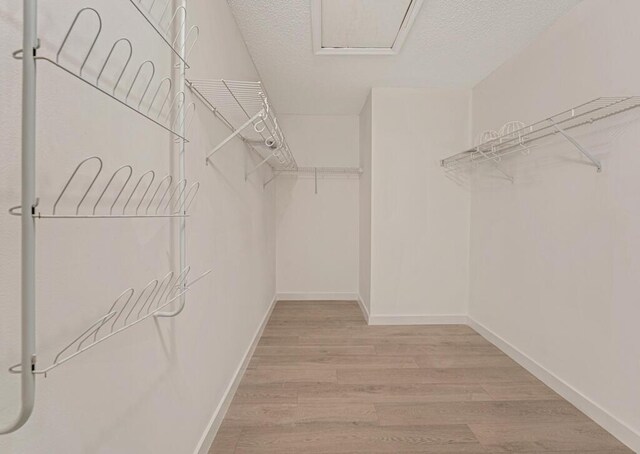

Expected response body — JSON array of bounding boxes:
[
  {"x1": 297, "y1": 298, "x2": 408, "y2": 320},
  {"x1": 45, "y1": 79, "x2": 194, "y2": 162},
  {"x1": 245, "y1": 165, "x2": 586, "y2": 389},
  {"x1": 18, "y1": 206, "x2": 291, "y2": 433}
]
[{"x1": 209, "y1": 301, "x2": 631, "y2": 454}]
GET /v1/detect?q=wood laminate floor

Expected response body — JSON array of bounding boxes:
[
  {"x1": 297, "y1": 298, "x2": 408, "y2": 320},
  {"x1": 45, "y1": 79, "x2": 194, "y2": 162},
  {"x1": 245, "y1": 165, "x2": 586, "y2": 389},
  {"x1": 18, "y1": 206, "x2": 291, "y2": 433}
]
[{"x1": 209, "y1": 301, "x2": 632, "y2": 454}]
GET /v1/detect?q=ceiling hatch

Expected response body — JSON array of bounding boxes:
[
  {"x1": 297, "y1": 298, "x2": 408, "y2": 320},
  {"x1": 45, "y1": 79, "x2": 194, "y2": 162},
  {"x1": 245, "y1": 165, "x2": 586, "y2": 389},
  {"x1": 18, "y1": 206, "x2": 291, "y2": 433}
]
[{"x1": 311, "y1": 0, "x2": 424, "y2": 55}]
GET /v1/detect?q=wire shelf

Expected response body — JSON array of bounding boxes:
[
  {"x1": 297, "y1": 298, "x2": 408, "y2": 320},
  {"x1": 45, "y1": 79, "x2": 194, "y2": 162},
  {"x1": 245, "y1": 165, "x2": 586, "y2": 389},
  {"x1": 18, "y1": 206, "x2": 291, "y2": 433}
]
[
  {"x1": 441, "y1": 97, "x2": 640, "y2": 175},
  {"x1": 9, "y1": 268, "x2": 212, "y2": 376},
  {"x1": 186, "y1": 79, "x2": 297, "y2": 171},
  {"x1": 9, "y1": 157, "x2": 199, "y2": 219},
  {"x1": 13, "y1": 7, "x2": 195, "y2": 141},
  {"x1": 128, "y1": 0, "x2": 199, "y2": 69}
]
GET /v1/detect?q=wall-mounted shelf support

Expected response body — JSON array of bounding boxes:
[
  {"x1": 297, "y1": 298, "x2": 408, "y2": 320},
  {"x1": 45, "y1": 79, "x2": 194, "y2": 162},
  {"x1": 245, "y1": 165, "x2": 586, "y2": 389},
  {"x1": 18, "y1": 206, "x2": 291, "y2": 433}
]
[
  {"x1": 206, "y1": 109, "x2": 264, "y2": 163},
  {"x1": 549, "y1": 119, "x2": 602, "y2": 173},
  {"x1": 475, "y1": 148, "x2": 514, "y2": 182}
]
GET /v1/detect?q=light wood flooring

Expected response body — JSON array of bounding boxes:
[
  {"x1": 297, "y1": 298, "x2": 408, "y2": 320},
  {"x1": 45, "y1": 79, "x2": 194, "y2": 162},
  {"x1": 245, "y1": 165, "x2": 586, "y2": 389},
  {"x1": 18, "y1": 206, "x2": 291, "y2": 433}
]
[{"x1": 209, "y1": 301, "x2": 632, "y2": 454}]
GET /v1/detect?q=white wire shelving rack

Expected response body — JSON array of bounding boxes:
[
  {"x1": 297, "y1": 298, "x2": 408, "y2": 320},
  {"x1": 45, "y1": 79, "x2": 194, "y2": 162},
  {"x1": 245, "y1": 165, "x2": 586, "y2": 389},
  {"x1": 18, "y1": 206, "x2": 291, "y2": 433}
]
[
  {"x1": 8, "y1": 267, "x2": 211, "y2": 377},
  {"x1": 186, "y1": 79, "x2": 298, "y2": 177},
  {"x1": 441, "y1": 97, "x2": 640, "y2": 181},
  {"x1": 13, "y1": 7, "x2": 196, "y2": 141},
  {"x1": 2, "y1": 1, "x2": 207, "y2": 434},
  {"x1": 9, "y1": 157, "x2": 200, "y2": 219}
]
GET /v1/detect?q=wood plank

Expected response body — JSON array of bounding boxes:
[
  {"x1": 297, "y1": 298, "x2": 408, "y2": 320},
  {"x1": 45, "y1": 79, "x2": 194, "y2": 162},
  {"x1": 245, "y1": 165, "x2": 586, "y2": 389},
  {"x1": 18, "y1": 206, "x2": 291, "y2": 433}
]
[
  {"x1": 292, "y1": 383, "x2": 492, "y2": 404},
  {"x1": 481, "y1": 383, "x2": 562, "y2": 401},
  {"x1": 414, "y1": 354, "x2": 519, "y2": 369},
  {"x1": 232, "y1": 384, "x2": 298, "y2": 404},
  {"x1": 223, "y1": 403, "x2": 297, "y2": 427},
  {"x1": 469, "y1": 421, "x2": 633, "y2": 452},
  {"x1": 295, "y1": 403, "x2": 378, "y2": 425},
  {"x1": 375, "y1": 400, "x2": 590, "y2": 426},
  {"x1": 249, "y1": 354, "x2": 418, "y2": 369},
  {"x1": 375, "y1": 344, "x2": 502, "y2": 355},
  {"x1": 337, "y1": 367, "x2": 538, "y2": 385},
  {"x1": 241, "y1": 367, "x2": 337, "y2": 385},
  {"x1": 253, "y1": 345, "x2": 376, "y2": 356},
  {"x1": 234, "y1": 425, "x2": 485, "y2": 454}
]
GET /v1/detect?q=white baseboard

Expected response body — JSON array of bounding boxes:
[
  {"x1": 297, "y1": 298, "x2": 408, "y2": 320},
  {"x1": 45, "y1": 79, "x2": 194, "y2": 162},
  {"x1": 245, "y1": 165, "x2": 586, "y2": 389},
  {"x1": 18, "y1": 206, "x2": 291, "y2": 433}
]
[
  {"x1": 356, "y1": 294, "x2": 370, "y2": 324},
  {"x1": 368, "y1": 314, "x2": 469, "y2": 326},
  {"x1": 276, "y1": 292, "x2": 359, "y2": 301},
  {"x1": 468, "y1": 317, "x2": 640, "y2": 453},
  {"x1": 193, "y1": 295, "x2": 278, "y2": 454}
]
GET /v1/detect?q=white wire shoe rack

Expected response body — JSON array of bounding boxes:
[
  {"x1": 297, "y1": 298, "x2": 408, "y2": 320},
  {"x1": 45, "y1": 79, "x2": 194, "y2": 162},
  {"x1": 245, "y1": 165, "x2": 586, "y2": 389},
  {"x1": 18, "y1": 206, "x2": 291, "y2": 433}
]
[
  {"x1": 13, "y1": 7, "x2": 196, "y2": 141},
  {"x1": 8, "y1": 268, "x2": 212, "y2": 377},
  {"x1": 186, "y1": 79, "x2": 298, "y2": 176},
  {"x1": 9, "y1": 157, "x2": 200, "y2": 219},
  {"x1": 441, "y1": 97, "x2": 640, "y2": 182},
  {"x1": 2, "y1": 1, "x2": 209, "y2": 434}
]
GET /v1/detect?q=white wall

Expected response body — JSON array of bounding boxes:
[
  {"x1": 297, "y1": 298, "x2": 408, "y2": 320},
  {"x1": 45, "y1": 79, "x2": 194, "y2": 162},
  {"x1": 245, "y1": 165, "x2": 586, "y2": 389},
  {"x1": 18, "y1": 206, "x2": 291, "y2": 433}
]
[
  {"x1": 359, "y1": 94, "x2": 373, "y2": 314},
  {"x1": 276, "y1": 115, "x2": 360, "y2": 299},
  {"x1": 369, "y1": 88, "x2": 470, "y2": 322},
  {"x1": 0, "y1": 1, "x2": 276, "y2": 453},
  {"x1": 469, "y1": 0, "x2": 640, "y2": 450}
]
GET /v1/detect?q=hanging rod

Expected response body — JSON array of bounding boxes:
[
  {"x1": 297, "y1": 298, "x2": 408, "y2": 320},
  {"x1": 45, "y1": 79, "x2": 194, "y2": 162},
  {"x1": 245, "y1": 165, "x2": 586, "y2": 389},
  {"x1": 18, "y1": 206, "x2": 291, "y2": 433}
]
[
  {"x1": 8, "y1": 267, "x2": 212, "y2": 377},
  {"x1": 186, "y1": 79, "x2": 297, "y2": 172},
  {"x1": 278, "y1": 166, "x2": 363, "y2": 176},
  {"x1": 8, "y1": 157, "x2": 199, "y2": 219},
  {"x1": 12, "y1": 7, "x2": 194, "y2": 142},
  {"x1": 263, "y1": 167, "x2": 363, "y2": 193},
  {"x1": 128, "y1": 0, "x2": 199, "y2": 69},
  {"x1": 441, "y1": 97, "x2": 640, "y2": 178}
]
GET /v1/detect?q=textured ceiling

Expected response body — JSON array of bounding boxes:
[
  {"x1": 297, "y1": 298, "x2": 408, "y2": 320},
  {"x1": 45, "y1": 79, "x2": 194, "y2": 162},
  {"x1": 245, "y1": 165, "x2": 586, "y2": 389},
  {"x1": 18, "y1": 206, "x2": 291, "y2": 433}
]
[{"x1": 227, "y1": 0, "x2": 581, "y2": 115}]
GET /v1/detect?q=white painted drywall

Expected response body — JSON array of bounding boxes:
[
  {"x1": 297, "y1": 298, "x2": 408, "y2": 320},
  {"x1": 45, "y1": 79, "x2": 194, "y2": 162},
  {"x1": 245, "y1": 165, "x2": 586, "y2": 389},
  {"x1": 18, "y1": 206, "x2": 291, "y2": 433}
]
[
  {"x1": 369, "y1": 88, "x2": 470, "y2": 319},
  {"x1": 469, "y1": 0, "x2": 640, "y2": 449},
  {"x1": 0, "y1": 1, "x2": 276, "y2": 453},
  {"x1": 276, "y1": 115, "x2": 360, "y2": 298},
  {"x1": 358, "y1": 94, "x2": 373, "y2": 314}
]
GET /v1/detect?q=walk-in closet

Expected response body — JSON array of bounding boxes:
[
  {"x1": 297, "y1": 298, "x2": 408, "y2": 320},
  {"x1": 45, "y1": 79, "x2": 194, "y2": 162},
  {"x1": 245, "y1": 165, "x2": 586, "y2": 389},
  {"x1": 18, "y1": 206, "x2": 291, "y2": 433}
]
[{"x1": 1, "y1": 0, "x2": 639, "y2": 453}]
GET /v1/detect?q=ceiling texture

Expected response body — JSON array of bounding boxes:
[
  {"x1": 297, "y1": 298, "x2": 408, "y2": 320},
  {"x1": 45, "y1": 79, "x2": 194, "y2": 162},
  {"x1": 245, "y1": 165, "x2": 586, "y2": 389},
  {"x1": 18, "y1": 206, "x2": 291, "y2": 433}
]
[{"x1": 227, "y1": 0, "x2": 581, "y2": 115}]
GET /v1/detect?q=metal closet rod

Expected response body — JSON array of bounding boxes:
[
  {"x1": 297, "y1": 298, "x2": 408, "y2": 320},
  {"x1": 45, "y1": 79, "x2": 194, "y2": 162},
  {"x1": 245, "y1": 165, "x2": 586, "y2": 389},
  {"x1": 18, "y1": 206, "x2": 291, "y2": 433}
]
[
  {"x1": 263, "y1": 167, "x2": 363, "y2": 192},
  {"x1": 12, "y1": 7, "x2": 196, "y2": 142},
  {"x1": 9, "y1": 156, "x2": 200, "y2": 219}
]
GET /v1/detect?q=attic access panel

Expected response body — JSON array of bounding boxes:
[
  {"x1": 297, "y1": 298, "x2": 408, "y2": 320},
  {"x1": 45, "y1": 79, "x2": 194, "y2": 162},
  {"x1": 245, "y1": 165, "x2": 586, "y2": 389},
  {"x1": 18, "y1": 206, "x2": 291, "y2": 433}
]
[{"x1": 311, "y1": 0, "x2": 424, "y2": 55}]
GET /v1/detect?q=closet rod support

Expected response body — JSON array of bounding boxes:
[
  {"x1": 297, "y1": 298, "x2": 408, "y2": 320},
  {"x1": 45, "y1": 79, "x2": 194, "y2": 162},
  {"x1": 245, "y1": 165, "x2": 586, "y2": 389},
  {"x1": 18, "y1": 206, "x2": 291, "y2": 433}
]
[
  {"x1": 548, "y1": 119, "x2": 602, "y2": 172},
  {"x1": 206, "y1": 110, "x2": 264, "y2": 164}
]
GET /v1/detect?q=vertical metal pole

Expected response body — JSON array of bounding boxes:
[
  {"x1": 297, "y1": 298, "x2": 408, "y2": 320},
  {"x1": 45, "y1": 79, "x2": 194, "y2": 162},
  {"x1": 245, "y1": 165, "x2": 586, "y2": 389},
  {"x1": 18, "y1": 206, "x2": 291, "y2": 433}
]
[
  {"x1": 1, "y1": 0, "x2": 38, "y2": 434},
  {"x1": 314, "y1": 167, "x2": 318, "y2": 195},
  {"x1": 157, "y1": 0, "x2": 186, "y2": 318}
]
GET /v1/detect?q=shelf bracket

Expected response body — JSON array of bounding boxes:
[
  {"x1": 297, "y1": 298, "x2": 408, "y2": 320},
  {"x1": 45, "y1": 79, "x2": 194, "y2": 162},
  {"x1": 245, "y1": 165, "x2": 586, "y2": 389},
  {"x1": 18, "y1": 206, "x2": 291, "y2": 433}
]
[
  {"x1": 206, "y1": 109, "x2": 264, "y2": 164},
  {"x1": 476, "y1": 148, "x2": 514, "y2": 183},
  {"x1": 548, "y1": 119, "x2": 602, "y2": 173},
  {"x1": 245, "y1": 148, "x2": 279, "y2": 181}
]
